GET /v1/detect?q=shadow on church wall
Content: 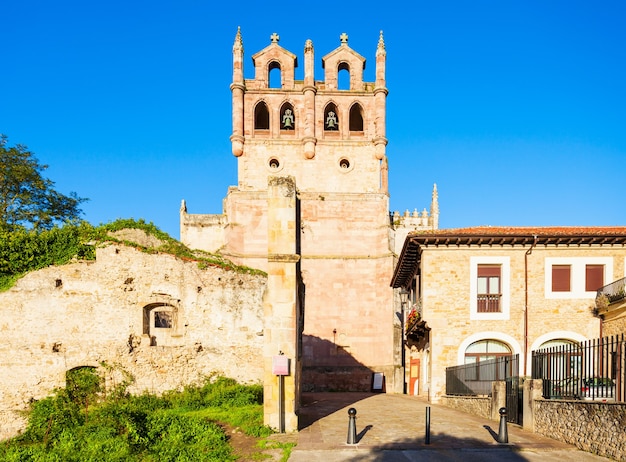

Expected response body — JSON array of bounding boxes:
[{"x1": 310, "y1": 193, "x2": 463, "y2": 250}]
[
  {"x1": 298, "y1": 335, "x2": 383, "y2": 430},
  {"x1": 301, "y1": 335, "x2": 380, "y2": 393}
]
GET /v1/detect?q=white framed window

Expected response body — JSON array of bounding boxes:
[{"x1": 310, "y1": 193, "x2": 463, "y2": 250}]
[
  {"x1": 545, "y1": 257, "x2": 613, "y2": 299},
  {"x1": 470, "y1": 256, "x2": 510, "y2": 320}
]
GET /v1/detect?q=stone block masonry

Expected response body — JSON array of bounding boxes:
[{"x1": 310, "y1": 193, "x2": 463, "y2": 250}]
[
  {"x1": 0, "y1": 243, "x2": 267, "y2": 440},
  {"x1": 534, "y1": 400, "x2": 626, "y2": 461}
]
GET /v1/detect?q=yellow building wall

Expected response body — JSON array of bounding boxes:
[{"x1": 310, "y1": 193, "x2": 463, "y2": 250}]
[{"x1": 419, "y1": 245, "x2": 626, "y2": 401}]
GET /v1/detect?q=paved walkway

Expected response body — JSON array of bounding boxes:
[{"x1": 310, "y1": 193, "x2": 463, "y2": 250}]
[{"x1": 271, "y1": 392, "x2": 614, "y2": 461}]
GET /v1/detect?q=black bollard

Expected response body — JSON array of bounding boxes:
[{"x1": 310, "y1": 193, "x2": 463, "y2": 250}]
[
  {"x1": 347, "y1": 407, "x2": 357, "y2": 444},
  {"x1": 497, "y1": 407, "x2": 508, "y2": 443},
  {"x1": 425, "y1": 406, "x2": 431, "y2": 445}
]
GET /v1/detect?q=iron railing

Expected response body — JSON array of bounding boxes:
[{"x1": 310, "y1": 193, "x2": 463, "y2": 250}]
[
  {"x1": 597, "y1": 277, "x2": 626, "y2": 304},
  {"x1": 477, "y1": 294, "x2": 501, "y2": 313},
  {"x1": 446, "y1": 355, "x2": 518, "y2": 396},
  {"x1": 532, "y1": 334, "x2": 625, "y2": 402}
]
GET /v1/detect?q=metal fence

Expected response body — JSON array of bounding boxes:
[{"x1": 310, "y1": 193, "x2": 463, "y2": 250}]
[
  {"x1": 446, "y1": 355, "x2": 519, "y2": 396},
  {"x1": 532, "y1": 334, "x2": 625, "y2": 402}
]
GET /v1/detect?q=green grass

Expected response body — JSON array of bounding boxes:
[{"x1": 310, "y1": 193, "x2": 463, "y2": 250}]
[{"x1": 0, "y1": 373, "x2": 283, "y2": 461}]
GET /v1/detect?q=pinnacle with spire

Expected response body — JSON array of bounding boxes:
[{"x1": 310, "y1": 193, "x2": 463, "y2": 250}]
[
  {"x1": 233, "y1": 26, "x2": 243, "y2": 53},
  {"x1": 377, "y1": 30, "x2": 386, "y2": 56}
]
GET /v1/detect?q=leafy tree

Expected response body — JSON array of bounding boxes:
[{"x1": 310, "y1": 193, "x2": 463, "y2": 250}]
[{"x1": 0, "y1": 134, "x2": 87, "y2": 231}]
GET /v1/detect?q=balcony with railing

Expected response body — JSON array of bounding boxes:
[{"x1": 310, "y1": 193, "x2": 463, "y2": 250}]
[
  {"x1": 595, "y1": 277, "x2": 626, "y2": 315},
  {"x1": 477, "y1": 293, "x2": 501, "y2": 313}
]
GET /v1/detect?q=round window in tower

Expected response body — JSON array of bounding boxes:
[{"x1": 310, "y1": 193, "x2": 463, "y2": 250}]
[
  {"x1": 267, "y1": 157, "x2": 283, "y2": 172},
  {"x1": 338, "y1": 158, "x2": 353, "y2": 171}
]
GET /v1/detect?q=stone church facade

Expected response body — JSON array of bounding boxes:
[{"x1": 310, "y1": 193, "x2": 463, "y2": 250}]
[{"x1": 180, "y1": 29, "x2": 438, "y2": 430}]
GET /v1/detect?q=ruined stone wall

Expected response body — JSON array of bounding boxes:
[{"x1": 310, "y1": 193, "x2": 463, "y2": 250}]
[
  {"x1": 0, "y1": 244, "x2": 267, "y2": 440},
  {"x1": 534, "y1": 400, "x2": 626, "y2": 461}
]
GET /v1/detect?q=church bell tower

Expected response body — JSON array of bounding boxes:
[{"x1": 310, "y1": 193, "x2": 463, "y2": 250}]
[
  {"x1": 180, "y1": 29, "x2": 438, "y2": 432},
  {"x1": 228, "y1": 29, "x2": 395, "y2": 431}
]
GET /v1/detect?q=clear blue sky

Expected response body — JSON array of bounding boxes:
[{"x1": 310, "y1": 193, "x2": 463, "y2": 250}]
[{"x1": 3, "y1": 1, "x2": 625, "y2": 239}]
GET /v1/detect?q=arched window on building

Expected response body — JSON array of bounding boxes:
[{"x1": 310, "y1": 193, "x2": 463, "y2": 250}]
[
  {"x1": 537, "y1": 338, "x2": 581, "y2": 380},
  {"x1": 268, "y1": 61, "x2": 281, "y2": 89},
  {"x1": 338, "y1": 62, "x2": 350, "y2": 90},
  {"x1": 464, "y1": 339, "x2": 512, "y2": 364},
  {"x1": 349, "y1": 103, "x2": 364, "y2": 132},
  {"x1": 254, "y1": 101, "x2": 270, "y2": 130},
  {"x1": 464, "y1": 339, "x2": 512, "y2": 381},
  {"x1": 280, "y1": 102, "x2": 295, "y2": 130},
  {"x1": 324, "y1": 103, "x2": 339, "y2": 131}
]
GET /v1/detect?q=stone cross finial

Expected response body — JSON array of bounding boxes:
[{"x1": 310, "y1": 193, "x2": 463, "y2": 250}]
[
  {"x1": 270, "y1": 32, "x2": 280, "y2": 43},
  {"x1": 340, "y1": 32, "x2": 348, "y2": 44}
]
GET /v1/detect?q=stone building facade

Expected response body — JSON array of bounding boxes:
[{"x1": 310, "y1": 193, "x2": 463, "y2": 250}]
[
  {"x1": 597, "y1": 278, "x2": 626, "y2": 337},
  {"x1": 180, "y1": 29, "x2": 438, "y2": 429},
  {"x1": 0, "y1": 240, "x2": 266, "y2": 440},
  {"x1": 391, "y1": 226, "x2": 626, "y2": 401}
]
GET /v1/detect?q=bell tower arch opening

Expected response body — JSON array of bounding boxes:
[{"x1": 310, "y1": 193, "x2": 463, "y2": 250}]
[
  {"x1": 324, "y1": 102, "x2": 339, "y2": 131},
  {"x1": 349, "y1": 102, "x2": 364, "y2": 132},
  {"x1": 338, "y1": 62, "x2": 350, "y2": 90},
  {"x1": 268, "y1": 61, "x2": 282, "y2": 89},
  {"x1": 280, "y1": 102, "x2": 295, "y2": 131},
  {"x1": 254, "y1": 101, "x2": 270, "y2": 130}
]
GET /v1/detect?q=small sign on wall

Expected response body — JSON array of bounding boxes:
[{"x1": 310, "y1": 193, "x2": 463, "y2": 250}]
[
  {"x1": 372, "y1": 372, "x2": 384, "y2": 392},
  {"x1": 272, "y1": 355, "x2": 290, "y2": 376}
]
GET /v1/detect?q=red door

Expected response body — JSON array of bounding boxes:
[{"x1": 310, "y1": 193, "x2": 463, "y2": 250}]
[{"x1": 409, "y1": 359, "x2": 420, "y2": 396}]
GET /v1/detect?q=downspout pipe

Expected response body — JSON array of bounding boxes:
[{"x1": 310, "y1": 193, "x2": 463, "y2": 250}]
[{"x1": 524, "y1": 235, "x2": 538, "y2": 376}]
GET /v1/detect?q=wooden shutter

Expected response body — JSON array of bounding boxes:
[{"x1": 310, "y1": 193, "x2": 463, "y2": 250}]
[
  {"x1": 585, "y1": 265, "x2": 604, "y2": 292},
  {"x1": 552, "y1": 265, "x2": 571, "y2": 292},
  {"x1": 478, "y1": 265, "x2": 500, "y2": 277}
]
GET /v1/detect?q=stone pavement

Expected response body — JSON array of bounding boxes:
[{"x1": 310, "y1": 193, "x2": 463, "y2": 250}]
[{"x1": 271, "y1": 392, "x2": 615, "y2": 462}]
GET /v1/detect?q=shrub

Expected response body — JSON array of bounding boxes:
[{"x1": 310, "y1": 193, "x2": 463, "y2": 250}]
[
  {"x1": 147, "y1": 411, "x2": 234, "y2": 462},
  {"x1": 1, "y1": 375, "x2": 270, "y2": 461}
]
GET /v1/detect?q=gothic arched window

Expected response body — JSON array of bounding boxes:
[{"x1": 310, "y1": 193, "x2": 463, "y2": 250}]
[
  {"x1": 324, "y1": 103, "x2": 339, "y2": 131},
  {"x1": 254, "y1": 101, "x2": 270, "y2": 130},
  {"x1": 280, "y1": 103, "x2": 295, "y2": 130},
  {"x1": 349, "y1": 103, "x2": 364, "y2": 132}
]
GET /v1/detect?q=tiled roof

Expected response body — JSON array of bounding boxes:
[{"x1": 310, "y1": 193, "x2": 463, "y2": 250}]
[
  {"x1": 391, "y1": 226, "x2": 626, "y2": 289},
  {"x1": 408, "y1": 226, "x2": 626, "y2": 237}
]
